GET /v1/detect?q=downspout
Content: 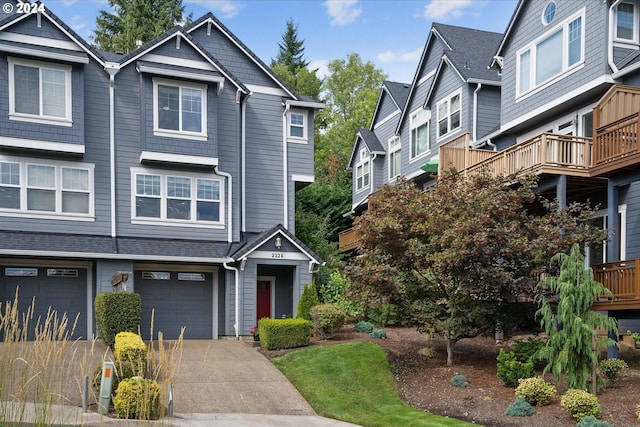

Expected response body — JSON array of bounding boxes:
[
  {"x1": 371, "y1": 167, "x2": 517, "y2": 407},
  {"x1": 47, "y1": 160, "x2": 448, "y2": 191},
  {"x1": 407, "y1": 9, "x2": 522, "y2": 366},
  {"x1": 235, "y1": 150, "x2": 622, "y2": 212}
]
[
  {"x1": 472, "y1": 83, "x2": 482, "y2": 144},
  {"x1": 608, "y1": 0, "x2": 622, "y2": 75},
  {"x1": 368, "y1": 153, "x2": 378, "y2": 196},
  {"x1": 214, "y1": 166, "x2": 233, "y2": 243},
  {"x1": 241, "y1": 91, "x2": 248, "y2": 233},
  {"x1": 282, "y1": 104, "x2": 290, "y2": 229},
  {"x1": 222, "y1": 261, "x2": 239, "y2": 340},
  {"x1": 104, "y1": 63, "x2": 120, "y2": 250},
  {"x1": 486, "y1": 139, "x2": 497, "y2": 151}
]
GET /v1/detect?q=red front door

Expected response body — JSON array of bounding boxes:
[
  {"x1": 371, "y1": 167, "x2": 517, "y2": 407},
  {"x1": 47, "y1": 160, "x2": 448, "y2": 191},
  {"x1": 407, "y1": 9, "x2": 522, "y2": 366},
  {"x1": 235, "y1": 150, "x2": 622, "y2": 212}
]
[{"x1": 256, "y1": 280, "x2": 271, "y2": 320}]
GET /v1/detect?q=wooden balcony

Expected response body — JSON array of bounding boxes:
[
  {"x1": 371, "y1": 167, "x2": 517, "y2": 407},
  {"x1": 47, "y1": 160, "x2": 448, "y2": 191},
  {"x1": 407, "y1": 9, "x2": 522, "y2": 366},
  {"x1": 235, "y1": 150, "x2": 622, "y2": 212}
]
[
  {"x1": 592, "y1": 260, "x2": 640, "y2": 310},
  {"x1": 339, "y1": 227, "x2": 361, "y2": 252},
  {"x1": 439, "y1": 132, "x2": 593, "y2": 178}
]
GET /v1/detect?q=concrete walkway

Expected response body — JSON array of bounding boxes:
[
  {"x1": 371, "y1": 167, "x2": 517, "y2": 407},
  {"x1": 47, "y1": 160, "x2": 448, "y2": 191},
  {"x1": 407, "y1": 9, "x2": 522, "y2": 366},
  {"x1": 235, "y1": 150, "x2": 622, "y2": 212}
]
[{"x1": 1, "y1": 339, "x2": 360, "y2": 427}]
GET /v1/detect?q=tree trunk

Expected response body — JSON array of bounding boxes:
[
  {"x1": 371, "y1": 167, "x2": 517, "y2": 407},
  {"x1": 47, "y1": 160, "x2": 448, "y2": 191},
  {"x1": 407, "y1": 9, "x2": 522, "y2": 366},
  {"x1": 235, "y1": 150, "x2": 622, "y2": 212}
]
[{"x1": 446, "y1": 338, "x2": 454, "y2": 366}]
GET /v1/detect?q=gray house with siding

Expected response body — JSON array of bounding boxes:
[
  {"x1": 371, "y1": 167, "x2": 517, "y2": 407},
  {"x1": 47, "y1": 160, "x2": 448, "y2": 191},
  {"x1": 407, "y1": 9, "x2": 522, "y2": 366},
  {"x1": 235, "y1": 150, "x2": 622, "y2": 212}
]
[{"x1": 0, "y1": 2, "x2": 323, "y2": 340}]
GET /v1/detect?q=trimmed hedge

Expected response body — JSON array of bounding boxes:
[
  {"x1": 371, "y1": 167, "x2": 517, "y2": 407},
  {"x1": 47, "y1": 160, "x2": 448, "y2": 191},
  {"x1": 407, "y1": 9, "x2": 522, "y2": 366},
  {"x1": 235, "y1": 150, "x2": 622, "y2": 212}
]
[
  {"x1": 258, "y1": 318, "x2": 312, "y2": 350},
  {"x1": 296, "y1": 283, "x2": 320, "y2": 320},
  {"x1": 114, "y1": 331, "x2": 147, "y2": 376},
  {"x1": 113, "y1": 377, "x2": 161, "y2": 420},
  {"x1": 94, "y1": 292, "x2": 141, "y2": 348},
  {"x1": 310, "y1": 303, "x2": 346, "y2": 339}
]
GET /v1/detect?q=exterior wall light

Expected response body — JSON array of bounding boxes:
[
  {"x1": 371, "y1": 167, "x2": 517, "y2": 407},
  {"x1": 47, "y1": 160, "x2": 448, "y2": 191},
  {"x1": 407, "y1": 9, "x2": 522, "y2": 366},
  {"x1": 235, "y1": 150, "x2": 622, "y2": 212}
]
[{"x1": 275, "y1": 237, "x2": 282, "y2": 250}]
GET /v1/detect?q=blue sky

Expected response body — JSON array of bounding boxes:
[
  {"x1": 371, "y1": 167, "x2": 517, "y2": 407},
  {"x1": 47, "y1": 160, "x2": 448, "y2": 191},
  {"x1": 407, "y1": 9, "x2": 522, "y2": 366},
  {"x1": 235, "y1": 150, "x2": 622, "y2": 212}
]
[{"x1": 44, "y1": 0, "x2": 518, "y2": 83}]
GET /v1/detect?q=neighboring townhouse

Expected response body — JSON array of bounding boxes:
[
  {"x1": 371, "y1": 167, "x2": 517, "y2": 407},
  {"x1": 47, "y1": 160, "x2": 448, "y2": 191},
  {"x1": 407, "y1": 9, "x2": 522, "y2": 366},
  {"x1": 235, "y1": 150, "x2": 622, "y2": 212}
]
[
  {"x1": 340, "y1": 23, "x2": 502, "y2": 251},
  {"x1": 0, "y1": 2, "x2": 323, "y2": 340}
]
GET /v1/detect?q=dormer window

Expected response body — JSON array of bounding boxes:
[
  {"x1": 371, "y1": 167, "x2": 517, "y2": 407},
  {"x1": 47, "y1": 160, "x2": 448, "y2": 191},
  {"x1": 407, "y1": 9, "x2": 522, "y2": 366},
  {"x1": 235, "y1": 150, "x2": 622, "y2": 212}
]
[
  {"x1": 287, "y1": 109, "x2": 308, "y2": 142},
  {"x1": 355, "y1": 149, "x2": 370, "y2": 192},
  {"x1": 153, "y1": 78, "x2": 207, "y2": 140},
  {"x1": 437, "y1": 90, "x2": 461, "y2": 139},
  {"x1": 8, "y1": 57, "x2": 72, "y2": 126}
]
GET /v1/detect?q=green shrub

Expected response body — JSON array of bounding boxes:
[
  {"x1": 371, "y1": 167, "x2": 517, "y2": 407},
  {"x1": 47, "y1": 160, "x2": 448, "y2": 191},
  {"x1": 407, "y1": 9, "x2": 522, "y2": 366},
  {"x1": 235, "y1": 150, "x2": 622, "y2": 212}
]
[
  {"x1": 310, "y1": 304, "x2": 346, "y2": 339},
  {"x1": 365, "y1": 303, "x2": 398, "y2": 326},
  {"x1": 353, "y1": 321, "x2": 374, "y2": 333},
  {"x1": 512, "y1": 337, "x2": 545, "y2": 363},
  {"x1": 258, "y1": 318, "x2": 312, "y2": 350},
  {"x1": 598, "y1": 358, "x2": 628, "y2": 387},
  {"x1": 370, "y1": 329, "x2": 387, "y2": 339},
  {"x1": 114, "y1": 331, "x2": 147, "y2": 376},
  {"x1": 319, "y1": 271, "x2": 362, "y2": 318},
  {"x1": 497, "y1": 348, "x2": 534, "y2": 388},
  {"x1": 92, "y1": 360, "x2": 136, "y2": 397},
  {"x1": 450, "y1": 374, "x2": 469, "y2": 388},
  {"x1": 561, "y1": 389, "x2": 601, "y2": 422},
  {"x1": 505, "y1": 396, "x2": 535, "y2": 417},
  {"x1": 576, "y1": 416, "x2": 613, "y2": 427},
  {"x1": 113, "y1": 377, "x2": 161, "y2": 420},
  {"x1": 515, "y1": 377, "x2": 556, "y2": 406},
  {"x1": 94, "y1": 292, "x2": 141, "y2": 348},
  {"x1": 296, "y1": 283, "x2": 320, "y2": 320}
]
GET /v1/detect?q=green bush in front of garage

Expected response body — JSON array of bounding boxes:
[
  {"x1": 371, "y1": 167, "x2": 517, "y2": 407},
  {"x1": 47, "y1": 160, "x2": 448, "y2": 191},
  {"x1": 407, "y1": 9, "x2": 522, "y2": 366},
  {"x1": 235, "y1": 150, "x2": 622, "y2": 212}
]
[
  {"x1": 258, "y1": 318, "x2": 312, "y2": 350},
  {"x1": 94, "y1": 292, "x2": 141, "y2": 348}
]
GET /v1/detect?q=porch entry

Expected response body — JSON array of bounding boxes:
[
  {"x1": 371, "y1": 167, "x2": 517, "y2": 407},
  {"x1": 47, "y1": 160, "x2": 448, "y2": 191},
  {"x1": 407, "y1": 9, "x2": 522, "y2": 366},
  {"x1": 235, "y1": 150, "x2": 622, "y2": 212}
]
[{"x1": 256, "y1": 279, "x2": 272, "y2": 319}]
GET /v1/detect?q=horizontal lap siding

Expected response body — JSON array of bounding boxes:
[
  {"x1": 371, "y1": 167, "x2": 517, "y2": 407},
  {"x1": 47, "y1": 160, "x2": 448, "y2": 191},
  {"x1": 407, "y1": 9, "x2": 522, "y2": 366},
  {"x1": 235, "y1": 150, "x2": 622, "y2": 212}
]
[{"x1": 477, "y1": 87, "x2": 501, "y2": 140}]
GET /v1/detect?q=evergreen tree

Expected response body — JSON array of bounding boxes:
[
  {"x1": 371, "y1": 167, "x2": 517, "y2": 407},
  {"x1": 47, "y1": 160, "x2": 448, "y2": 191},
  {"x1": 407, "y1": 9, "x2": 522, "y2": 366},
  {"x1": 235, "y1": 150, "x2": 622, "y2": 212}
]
[
  {"x1": 92, "y1": 0, "x2": 192, "y2": 53},
  {"x1": 271, "y1": 19, "x2": 308, "y2": 74}
]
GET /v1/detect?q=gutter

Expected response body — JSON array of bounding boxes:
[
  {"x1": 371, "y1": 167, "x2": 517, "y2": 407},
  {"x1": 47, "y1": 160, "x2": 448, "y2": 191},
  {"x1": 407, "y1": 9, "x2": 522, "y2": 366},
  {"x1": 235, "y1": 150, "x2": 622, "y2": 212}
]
[{"x1": 104, "y1": 62, "x2": 120, "y2": 251}]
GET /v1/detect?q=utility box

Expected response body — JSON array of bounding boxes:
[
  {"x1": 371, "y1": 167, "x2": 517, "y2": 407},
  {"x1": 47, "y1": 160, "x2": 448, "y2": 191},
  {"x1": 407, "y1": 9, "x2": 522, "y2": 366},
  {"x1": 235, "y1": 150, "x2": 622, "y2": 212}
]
[{"x1": 98, "y1": 361, "x2": 115, "y2": 415}]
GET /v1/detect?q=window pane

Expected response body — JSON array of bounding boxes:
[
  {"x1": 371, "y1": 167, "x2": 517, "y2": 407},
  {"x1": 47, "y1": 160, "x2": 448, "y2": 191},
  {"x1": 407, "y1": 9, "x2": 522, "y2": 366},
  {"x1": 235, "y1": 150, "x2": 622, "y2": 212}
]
[
  {"x1": 62, "y1": 192, "x2": 89, "y2": 214},
  {"x1": 536, "y1": 30, "x2": 562, "y2": 84},
  {"x1": 291, "y1": 114, "x2": 304, "y2": 126},
  {"x1": 568, "y1": 17, "x2": 582, "y2": 66},
  {"x1": 290, "y1": 126, "x2": 304, "y2": 138},
  {"x1": 197, "y1": 179, "x2": 219, "y2": 200},
  {"x1": 62, "y1": 168, "x2": 88, "y2": 191},
  {"x1": 136, "y1": 174, "x2": 160, "y2": 196},
  {"x1": 197, "y1": 201, "x2": 219, "y2": 221},
  {"x1": 519, "y1": 50, "x2": 531, "y2": 93},
  {"x1": 416, "y1": 123, "x2": 428, "y2": 155},
  {"x1": 167, "y1": 199, "x2": 190, "y2": 219},
  {"x1": 450, "y1": 111, "x2": 461, "y2": 130},
  {"x1": 617, "y1": 3, "x2": 635, "y2": 40},
  {"x1": 450, "y1": 94, "x2": 460, "y2": 112},
  {"x1": 42, "y1": 69, "x2": 66, "y2": 117},
  {"x1": 157, "y1": 85, "x2": 179, "y2": 130},
  {"x1": 0, "y1": 187, "x2": 20, "y2": 209},
  {"x1": 14, "y1": 65, "x2": 39, "y2": 115},
  {"x1": 0, "y1": 162, "x2": 20, "y2": 185},
  {"x1": 27, "y1": 189, "x2": 55, "y2": 211},
  {"x1": 181, "y1": 88, "x2": 202, "y2": 132},
  {"x1": 167, "y1": 176, "x2": 190, "y2": 198},
  {"x1": 27, "y1": 165, "x2": 55, "y2": 188},
  {"x1": 136, "y1": 197, "x2": 160, "y2": 218},
  {"x1": 438, "y1": 118, "x2": 448, "y2": 137}
]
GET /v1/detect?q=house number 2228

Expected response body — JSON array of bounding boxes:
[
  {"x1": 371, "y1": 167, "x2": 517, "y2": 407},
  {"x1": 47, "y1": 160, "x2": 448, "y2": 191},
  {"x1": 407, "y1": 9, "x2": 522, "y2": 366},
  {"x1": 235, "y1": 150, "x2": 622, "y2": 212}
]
[{"x1": 271, "y1": 252, "x2": 284, "y2": 259}]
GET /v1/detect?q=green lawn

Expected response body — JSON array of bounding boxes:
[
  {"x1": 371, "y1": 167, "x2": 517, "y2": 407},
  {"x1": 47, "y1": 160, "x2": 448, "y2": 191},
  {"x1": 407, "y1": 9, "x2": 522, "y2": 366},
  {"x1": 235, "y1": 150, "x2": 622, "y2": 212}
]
[{"x1": 271, "y1": 342, "x2": 478, "y2": 427}]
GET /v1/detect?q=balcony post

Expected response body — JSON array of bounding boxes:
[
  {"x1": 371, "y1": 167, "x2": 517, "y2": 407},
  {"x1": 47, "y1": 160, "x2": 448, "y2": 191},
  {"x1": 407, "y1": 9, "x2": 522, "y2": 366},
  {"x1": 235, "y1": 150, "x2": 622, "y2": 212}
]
[
  {"x1": 556, "y1": 175, "x2": 567, "y2": 209},
  {"x1": 541, "y1": 133, "x2": 547, "y2": 165}
]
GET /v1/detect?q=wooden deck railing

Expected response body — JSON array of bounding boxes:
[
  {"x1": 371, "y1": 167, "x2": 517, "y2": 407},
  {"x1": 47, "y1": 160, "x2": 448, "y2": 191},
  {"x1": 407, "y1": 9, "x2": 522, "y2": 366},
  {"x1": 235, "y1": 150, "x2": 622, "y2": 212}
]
[
  {"x1": 338, "y1": 227, "x2": 361, "y2": 252},
  {"x1": 592, "y1": 259, "x2": 640, "y2": 310},
  {"x1": 593, "y1": 112, "x2": 639, "y2": 166}
]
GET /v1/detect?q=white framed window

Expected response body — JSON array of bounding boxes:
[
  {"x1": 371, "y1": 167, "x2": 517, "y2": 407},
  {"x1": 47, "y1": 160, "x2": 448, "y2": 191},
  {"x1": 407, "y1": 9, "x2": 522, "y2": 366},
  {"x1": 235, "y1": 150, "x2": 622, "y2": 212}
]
[
  {"x1": 8, "y1": 57, "x2": 72, "y2": 125},
  {"x1": 410, "y1": 109, "x2": 430, "y2": 159},
  {"x1": 388, "y1": 136, "x2": 401, "y2": 179},
  {"x1": 586, "y1": 205, "x2": 626, "y2": 266},
  {"x1": 132, "y1": 169, "x2": 223, "y2": 226},
  {"x1": 615, "y1": 2, "x2": 639, "y2": 44},
  {"x1": 355, "y1": 148, "x2": 370, "y2": 192},
  {"x1": 0, "y1": 156, "x2": 93, "y2": 219},
  {"x1": 517, "y1": 9, "x2": 585, "y2": 96},
  {"x1": 287, "y1": 109, "x2": 308, "y2": 142},
  {"x1": 437, "y1": 90, "x2": 461, "y2": 139},
  {"x1": 542, "y1": 1, "x2": 556, "y2": 26},
  {"x1": 153, "y1": 78, "x2": 207, "y2": 140}
]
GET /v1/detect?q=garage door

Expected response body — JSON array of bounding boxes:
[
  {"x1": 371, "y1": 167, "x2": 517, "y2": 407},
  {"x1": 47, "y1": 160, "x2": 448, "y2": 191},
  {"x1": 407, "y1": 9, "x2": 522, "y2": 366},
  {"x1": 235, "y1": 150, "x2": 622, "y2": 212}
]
[
  {"x1": 135, "y1": 270, "x2": 213, "y2": 339},
  {"x1": 1, "y1": 266, "x2": 87, "y2": 340}
]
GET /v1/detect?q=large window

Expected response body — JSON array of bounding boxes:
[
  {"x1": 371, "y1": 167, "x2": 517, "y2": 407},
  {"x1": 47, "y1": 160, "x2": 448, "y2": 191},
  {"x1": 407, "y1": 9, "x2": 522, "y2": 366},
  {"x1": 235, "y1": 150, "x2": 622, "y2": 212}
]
[
  {"x1": 517, "y1": 10, "x2": 584, "y2": 96},
  {"x1": 288, "y1": 110, "x2": 308, "y2": 142},
  {"x1": 8, "y1": 58, "x2": 72, "y2": 124},
  {"x1": 0, "y1": 158, "x2": 92, "y2": 217},
  {"x1": 410, "y1": 109, "x2": 430, "y2": 159},
  {"x1": 388, "y1": 137, "x2": 401, "y2": 179},
  {"x1": 133, "y1": 171, "x2": 222, "y2": 224},
  {"x1": 355, "y1": 149, "x2": 370, "y2": 192},
  {"x1": 437, "y1": 90, "x2": 461, "y2": 138},
  {"x1": 616, "y1": 2, "x2": 638, "y2": 43},
  {"x1": 153, "y1": 78, "x2": 206, "y2": 139}
]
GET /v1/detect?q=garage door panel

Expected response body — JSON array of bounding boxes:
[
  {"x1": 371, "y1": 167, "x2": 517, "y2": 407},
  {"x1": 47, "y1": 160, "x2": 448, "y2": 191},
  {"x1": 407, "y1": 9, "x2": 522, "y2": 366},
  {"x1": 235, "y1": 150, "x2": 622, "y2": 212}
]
[{"x1": 136, "y1": 271, "x2": 212, "y2": 340}]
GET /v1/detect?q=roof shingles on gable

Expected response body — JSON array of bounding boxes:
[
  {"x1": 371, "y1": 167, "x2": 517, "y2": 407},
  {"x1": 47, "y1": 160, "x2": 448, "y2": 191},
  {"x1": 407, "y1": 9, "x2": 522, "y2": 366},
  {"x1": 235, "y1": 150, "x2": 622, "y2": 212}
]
[{"x1": 384, "y1": 81, "x2": 411, "y2": 111}]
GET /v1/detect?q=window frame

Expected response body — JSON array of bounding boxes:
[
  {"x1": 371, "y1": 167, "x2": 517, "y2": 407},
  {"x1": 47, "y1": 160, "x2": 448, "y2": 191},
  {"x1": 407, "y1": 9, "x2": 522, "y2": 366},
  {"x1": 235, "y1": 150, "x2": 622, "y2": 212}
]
[
  {"x1": 436, "y1": 89, "x2": 461, "y2": 139},
  {"x1": 7, "y1": 57, "x2": 73, "y2": 126},
  {"x1": 131, "y1": 168, "x2": 224, "y2": 227},
  {"x1": 287, "y1": 109, "x2": 308, "y2": 143},
  {"x1": 388, "y1": 136, "x2": 401, "y2": 180},
  {"x1": 354, "y1": 148, "x2": 370, "y2": 193},
  {"x1": 409, "y1": 108, "x2": 430, "y2": 160},
  {"x1": 152, "y1": 77, "x2": 207, "y2": 141},
  {"x1": 0, "y1": 156, "x2": 94, "y2": 220},
  {"x1": 516, "y1": 9, "x2": 585, "y2": 98},
  {"x1": 614, "y1": 2, "x2": 639, "y2": 45}
]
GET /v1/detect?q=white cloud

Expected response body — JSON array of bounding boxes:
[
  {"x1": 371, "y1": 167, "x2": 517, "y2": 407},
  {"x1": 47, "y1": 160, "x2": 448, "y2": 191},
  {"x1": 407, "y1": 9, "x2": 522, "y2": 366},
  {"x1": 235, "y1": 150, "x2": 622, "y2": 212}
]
[
  {"x1": 323, "y1": 0, "x2": 362, "y2": 26},
  {"x1": 423, "y1": 0, "x2": 474, "y2": 20},
  {"x1": 308, "y1": 59, "x2": 330, "y2": 80},
  {"x1": 187, "y1": 0, "x2": 241, "y2": 19},
  {"x1": 377, "y1": 47, "x2": 422, "y2": 64}
]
